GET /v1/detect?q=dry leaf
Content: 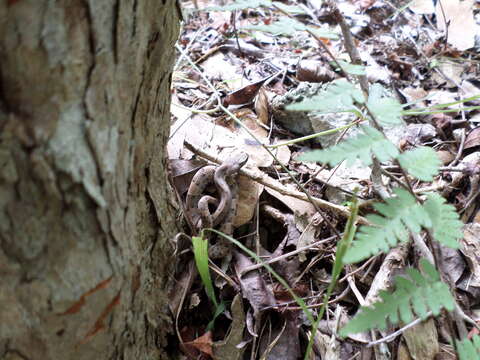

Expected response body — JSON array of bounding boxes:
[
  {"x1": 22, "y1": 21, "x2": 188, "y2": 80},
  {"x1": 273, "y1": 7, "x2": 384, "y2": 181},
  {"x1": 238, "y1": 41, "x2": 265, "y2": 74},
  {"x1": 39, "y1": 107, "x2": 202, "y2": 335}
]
[
  {"x1": 188, "y1": 331, "x2": 213, "y2": 357},
  {"x1": 235, "y1": 175, "x2": 264, "y2": 227},
  {"x1": 234, "y1": 252, "x2": 276, "y2": 317},
  {"x1": 435, "y1": 0, "x2": 475, "y2": 51},
  {"x1": 436, "y1": 150, "x2": 455, "y2": 165},
  {"x1": 265, "y1": 186, "x2": 316, "y2": 218},
  {"x1": 403, "y1": 318, "x2": 439, "y2": 360},
  {"x1": 212, "y1": 294, "x2": 246, "y2": 360},
  {"x1": 296, "y1": 60, "x2": 336, "y2": 83},
  {"x1": 254, "y1": 87, "x2": 270, "y2": 125},
  {"x1": 224, "y1": 77, "x2": 269, "y2": 106},
  {"x1": 459, "y1": 224, "x2": 480, "y2": 288},
  {"x1": 464, "y1": 127, "x2": 480, "y2": 151},
  {"x1": 409, "y1": 0, "x2": 435, "y2": 14}
]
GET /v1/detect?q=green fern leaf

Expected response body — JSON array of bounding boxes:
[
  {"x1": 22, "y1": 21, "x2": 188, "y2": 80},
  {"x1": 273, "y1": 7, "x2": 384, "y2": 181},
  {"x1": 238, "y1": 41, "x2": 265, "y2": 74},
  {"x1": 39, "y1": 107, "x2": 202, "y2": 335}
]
[
  {"x1": 344, "y1": 189, "x2": 431, "y2": 263},
  {"x1": 398, "y1": 147, "x2": 441, "y2": 181},
  {"x1": 423, "y1": 193, "x2": 462, "y2": 248},
  {"x1": 340, "y1": 259, "x2": 455, "y2": 336},
  {"x1": 367, "y1": 84, "x2": 403, "y2": 125},
  {"x1": 286, "y1": 79, "x2": 364, "y2": 112},
  {"x1": 206, "y1": 0, "x2": 271, "y2": 11},
  {"x1": 244, "y1": 17, "x2": 338, "y2": 38},
  {"x1": 272, "y1": 2, "x2": 306, "y2": 15},
  {"x1": 456, "y1": 335, "x2": 480, "y2": 360},
  {"x1": 298, "y1": 126, "x2": 399, "y2": 167},
  {"x1": 333, "y1": 60, "x2": 366, "y2": 75}
]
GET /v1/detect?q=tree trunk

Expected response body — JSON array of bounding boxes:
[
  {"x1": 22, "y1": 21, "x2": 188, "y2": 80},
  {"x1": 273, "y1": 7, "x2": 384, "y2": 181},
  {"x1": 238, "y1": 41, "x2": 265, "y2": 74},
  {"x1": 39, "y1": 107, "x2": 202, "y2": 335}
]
[{"x1": 0, "y1": 1, "x2": 180, "y2": 359}]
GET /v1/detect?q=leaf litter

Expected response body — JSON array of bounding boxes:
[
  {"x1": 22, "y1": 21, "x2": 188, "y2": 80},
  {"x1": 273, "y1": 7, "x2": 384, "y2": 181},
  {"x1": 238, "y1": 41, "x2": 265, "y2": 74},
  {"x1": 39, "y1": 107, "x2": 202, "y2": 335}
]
[{"x1": 168, "y1": 0, "x2": 480, "y2": 358}]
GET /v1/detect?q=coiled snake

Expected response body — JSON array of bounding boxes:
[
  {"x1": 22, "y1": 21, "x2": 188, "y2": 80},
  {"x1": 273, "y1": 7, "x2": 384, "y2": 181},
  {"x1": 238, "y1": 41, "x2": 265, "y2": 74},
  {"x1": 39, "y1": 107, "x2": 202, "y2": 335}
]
[{"x1": 186, "y1": 152, "x2": 248, "y2": 258}]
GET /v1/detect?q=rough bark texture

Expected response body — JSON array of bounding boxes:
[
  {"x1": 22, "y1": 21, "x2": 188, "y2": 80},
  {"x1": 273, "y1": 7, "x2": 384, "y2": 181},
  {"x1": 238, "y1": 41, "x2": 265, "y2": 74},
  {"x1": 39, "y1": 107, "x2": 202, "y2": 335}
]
[{"x1": 0, "y1": 1, "x2": 180, "y2": 359}]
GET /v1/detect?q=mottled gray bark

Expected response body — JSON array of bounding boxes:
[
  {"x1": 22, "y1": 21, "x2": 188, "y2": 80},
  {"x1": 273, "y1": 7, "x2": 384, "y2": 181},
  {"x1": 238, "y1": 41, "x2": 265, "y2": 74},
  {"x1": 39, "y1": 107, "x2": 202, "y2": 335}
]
[{"x1": 0, "y1": 1, "x2": 180, "y2": 359}]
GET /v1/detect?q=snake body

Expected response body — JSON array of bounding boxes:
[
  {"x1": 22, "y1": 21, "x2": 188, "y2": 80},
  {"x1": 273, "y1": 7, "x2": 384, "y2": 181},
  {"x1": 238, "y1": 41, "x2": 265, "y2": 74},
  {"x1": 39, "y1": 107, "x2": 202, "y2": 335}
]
[{"x1": 186, "y1": 152, "x2": 248, "y2": 258}]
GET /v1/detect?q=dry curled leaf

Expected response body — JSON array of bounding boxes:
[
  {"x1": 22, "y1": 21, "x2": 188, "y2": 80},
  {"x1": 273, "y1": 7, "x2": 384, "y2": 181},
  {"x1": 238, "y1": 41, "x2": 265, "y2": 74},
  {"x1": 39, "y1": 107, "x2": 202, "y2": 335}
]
[
  {"x1": 464, "y1": 127, "x2": 480, "y2": 151},
  {"x1": 188, "y1": 331, "x2": 213, "y2": 357},
  {"x1": 254, "y1": 87, "x2": 270, "y2": 125},
  {"x1": 224, "y1": 77, "x2": 269, "y2": 106},
  {"x1": 296, "y1": 59, "x2": 336, "y2": 83}
]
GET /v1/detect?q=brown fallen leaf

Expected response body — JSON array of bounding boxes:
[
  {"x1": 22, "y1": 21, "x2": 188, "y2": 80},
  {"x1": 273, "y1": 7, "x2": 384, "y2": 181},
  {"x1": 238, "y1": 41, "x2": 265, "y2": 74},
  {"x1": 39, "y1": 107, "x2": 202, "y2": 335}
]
[
  {"x1": 234, "y1": 252, "x2": 276, "y2": 317},
  {"x1": 464, "y1": 127, "x2": 480, "y2": 151},
  {"x1": 235, "y1": 175, "x2": 263, "y2": 227},
  {"x1": 403, "y1": 318, "x2": 439, "y2": 360},
  {"x1": 223, "y1": 76, "x2": 270, "y2": 106},
  {"x1": 435, "y1": 0, "x2": 475, "y2": 51},
  {"x1": 187, "y1": 331, "x2": 213, "y2": 357},
  {"x1": 296, "y1": 59, "x2": 336, "y2": 83},
  {"x1": 254, "y1": 87, "x2": 270, "y2": 125}
]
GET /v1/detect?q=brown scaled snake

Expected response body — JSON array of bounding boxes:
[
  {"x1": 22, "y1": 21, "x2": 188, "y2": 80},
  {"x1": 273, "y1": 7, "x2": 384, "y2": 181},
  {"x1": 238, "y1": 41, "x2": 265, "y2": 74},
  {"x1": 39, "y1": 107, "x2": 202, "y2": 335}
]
[{"x1": 185, "y1": 151, "x2": 248, "y2": 258}]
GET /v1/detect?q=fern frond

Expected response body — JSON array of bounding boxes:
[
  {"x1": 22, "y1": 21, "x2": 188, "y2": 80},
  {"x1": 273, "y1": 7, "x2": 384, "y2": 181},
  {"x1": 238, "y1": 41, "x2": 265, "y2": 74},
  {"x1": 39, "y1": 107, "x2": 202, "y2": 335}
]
[
  {"x1": 456, "y1": 335, "x2": 480, "y2": 360},
  {"x1": 333, "y1": 60, "x2": 366, "y2": 75},
  {"x1": 398, "y1": 147, "x2": 441, "y2": 181},
  {"x1": 423, "y1": 193, "x2": 462, "y2": 248},
  {"x1": 298, "y1": 126, "x2": 399, "y2": 167},
  {"x1": 340, "y1": 259, "x2": 455, "y2": 336},
  {"x1": 244, "y1": 16, "x2": 338, "y2": 38},
  {"x1": 367, "y1": 84, "x2": 403, "y2": 126},
  {"x1": 343, "y1": 189, "x2": 431, "y2": 264},
  {"x1": 206, "y1": 0, "x2": 271, "y2": 11},
  {"x1": 286, "y1": 79, "x2": 364, "y2": 112},
  {"x1": 272, "y1": 2, "x2": 306, "y2": 15}
]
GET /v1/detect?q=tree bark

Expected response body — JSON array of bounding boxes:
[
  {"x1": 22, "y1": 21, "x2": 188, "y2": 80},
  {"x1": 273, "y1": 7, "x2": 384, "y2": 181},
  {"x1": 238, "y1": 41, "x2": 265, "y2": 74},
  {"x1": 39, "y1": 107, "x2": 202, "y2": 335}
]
[{"x1": 0, "y1": 1, "x2": 180, "y2": 359}]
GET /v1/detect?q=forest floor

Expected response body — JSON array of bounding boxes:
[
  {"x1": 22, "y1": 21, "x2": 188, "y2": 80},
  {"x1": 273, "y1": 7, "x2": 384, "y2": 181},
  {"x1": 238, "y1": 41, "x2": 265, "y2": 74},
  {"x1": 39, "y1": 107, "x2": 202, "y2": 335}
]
[{"x1": 168, "y1": 1, "x2": 480, "y2": 359}]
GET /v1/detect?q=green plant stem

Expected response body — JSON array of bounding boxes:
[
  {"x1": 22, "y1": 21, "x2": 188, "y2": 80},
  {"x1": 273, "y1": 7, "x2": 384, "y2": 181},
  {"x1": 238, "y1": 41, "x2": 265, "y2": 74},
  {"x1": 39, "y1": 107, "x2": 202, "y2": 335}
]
[
  {"x1": 305, "y1": 196, "x2": 359, "y2": 357},
  {"x1": 402, "y1": 105, "x2": 480, "y2": 116},
  {"x1": 267, "y1": 119, "x2": 363, "y2": 148},
  {"x1": 428, "y1": 94, "x2": 480, "y2": 108}
]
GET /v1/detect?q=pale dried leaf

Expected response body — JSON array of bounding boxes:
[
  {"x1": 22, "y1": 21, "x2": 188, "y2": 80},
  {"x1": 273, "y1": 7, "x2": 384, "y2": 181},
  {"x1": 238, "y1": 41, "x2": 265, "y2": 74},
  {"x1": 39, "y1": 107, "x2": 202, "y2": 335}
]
[
  {"x1": 234, "y1": 252, "x2": 276, "y2": 316},
  {"x1": 271, "y1": 143, "x2": 291, "y2": 166},
  {"x1": 297, "y1": 59, "x2": 336, "y2": 83},
  {"x1": 254, "y1": 87, "x2": 270, "y2": 125},
  {"x1": 464, "y1": 127, "x2": 480, "y2": 151},
  {"x1": 410, "y1": 0, "x2": 435, "y2": 14},
  {"x1": 403, "y1": 318, "x2": 439, "y2": 360},
  {"x1": 435, "y1": 0, "x2": 475, "y2": 51},
  {"x1": 201, "y1": 52, "x2": 242, "y2": 90},
  {"x1": 235, "y1": 175, "x2": 264, "y2": 227},
  {"x1": 459, "y1": 224, "x2": 480, "y2": 287},
  {"x1": 265, "y1": 185, "x2": 316, "y2": 217}
]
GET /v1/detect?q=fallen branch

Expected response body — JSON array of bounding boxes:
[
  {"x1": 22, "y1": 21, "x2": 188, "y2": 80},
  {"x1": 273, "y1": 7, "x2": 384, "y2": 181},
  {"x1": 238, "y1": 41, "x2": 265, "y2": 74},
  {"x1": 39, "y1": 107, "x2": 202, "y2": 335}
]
[{"x1": 184, "y1": 140, "x2": 370, "y2": 225}]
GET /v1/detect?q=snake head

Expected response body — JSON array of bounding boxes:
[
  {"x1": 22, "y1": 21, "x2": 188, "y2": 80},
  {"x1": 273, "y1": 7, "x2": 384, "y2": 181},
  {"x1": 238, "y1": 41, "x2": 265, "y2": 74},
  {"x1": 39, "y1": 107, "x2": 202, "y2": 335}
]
[{"x1": 223, "y1": 151, "x2": 249, "y2": 176}]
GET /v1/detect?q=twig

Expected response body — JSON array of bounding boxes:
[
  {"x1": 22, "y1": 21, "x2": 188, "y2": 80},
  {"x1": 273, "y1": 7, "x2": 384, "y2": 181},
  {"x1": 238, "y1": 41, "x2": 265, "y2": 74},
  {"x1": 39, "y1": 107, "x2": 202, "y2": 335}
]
[
  {"x1": 330, "y1": 4, "x2": 369, "y2": 94},
  {"x1": 240, "y1": 236, "x2": 337, "y2": 275},
  {"x1": 184, "y1": 140, "x2": 370, "y2": 225},
  {"x1": 367, "y1": 316, "x2": 430, "y2": 347}
]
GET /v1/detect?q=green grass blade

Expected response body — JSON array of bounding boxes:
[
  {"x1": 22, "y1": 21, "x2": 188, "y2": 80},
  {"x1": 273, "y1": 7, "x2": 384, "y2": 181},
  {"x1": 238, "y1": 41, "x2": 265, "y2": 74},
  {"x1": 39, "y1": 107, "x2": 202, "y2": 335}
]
[{"x1": 192, "y1": 234, "x2": 219, "y2": 308}]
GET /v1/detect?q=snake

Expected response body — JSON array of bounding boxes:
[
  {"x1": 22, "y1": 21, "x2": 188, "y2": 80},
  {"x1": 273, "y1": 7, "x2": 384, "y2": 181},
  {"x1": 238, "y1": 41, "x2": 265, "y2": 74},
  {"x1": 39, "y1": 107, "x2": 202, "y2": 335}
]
[{"x1": 185, "y1": 152, "x2": 248, "y2": 257}]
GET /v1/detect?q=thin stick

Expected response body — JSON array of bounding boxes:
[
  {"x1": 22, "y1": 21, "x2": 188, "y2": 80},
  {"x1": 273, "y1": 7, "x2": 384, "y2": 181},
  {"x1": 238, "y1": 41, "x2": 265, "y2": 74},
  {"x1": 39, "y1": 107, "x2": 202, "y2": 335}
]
[
  {"x1": 367, "y1": 315, "x2": 430, "y2": 347},
  {"x1": 184, "y1": 140, "x2": 371, "y2": 225}
]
